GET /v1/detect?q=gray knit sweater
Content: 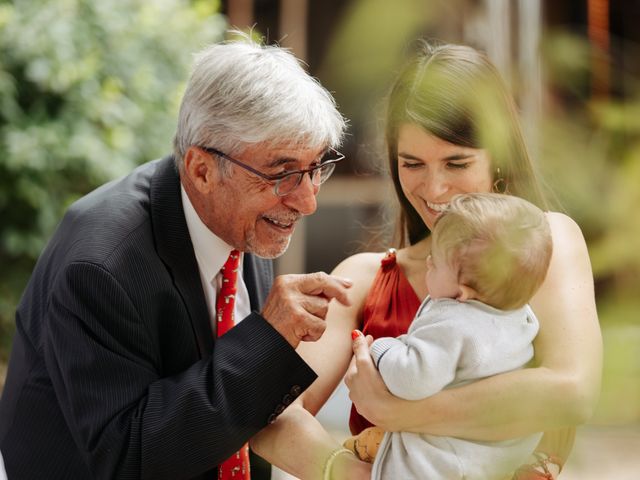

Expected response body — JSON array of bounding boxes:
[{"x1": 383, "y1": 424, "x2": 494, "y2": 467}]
[{"x1": 370, "y1": 297, "x2": 542, "y2": 480}]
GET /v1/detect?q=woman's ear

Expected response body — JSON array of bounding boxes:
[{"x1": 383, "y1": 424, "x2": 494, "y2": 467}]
[
  {"x1": 456, "y1": 284, "x2": 479, "y2": 302},
  {"x1": 183, "y1": 147, "x2": 216, "y2": 194}
]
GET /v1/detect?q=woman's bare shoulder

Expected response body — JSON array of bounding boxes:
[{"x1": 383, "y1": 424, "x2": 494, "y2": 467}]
[
  {"x1": 330, "y1": 251, "x2": 388, "y2": 315},
  {"x1": 331, "y1": 251, "x2": 387, "y2": 279},
  {"x1": 544, "y1": 211, "x2": 588, "y2": 248},
  {"x1": 534, "y1": 211, "x2": 593, "y2": 311}
]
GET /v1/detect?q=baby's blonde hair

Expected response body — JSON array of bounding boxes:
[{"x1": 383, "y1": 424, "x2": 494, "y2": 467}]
[{"x1": 431, "y1": 193, "x2": 552, "y2": 310}]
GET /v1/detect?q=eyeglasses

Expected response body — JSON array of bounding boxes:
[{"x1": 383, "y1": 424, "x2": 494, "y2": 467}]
[{"x1": 198, "y1": 145, "x2": 345, "y2": 197}]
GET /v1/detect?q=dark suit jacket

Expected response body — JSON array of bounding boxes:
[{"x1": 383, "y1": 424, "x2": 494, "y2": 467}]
[{"x1": 0, "y1": 156, "x2": 317, "y2": 479}]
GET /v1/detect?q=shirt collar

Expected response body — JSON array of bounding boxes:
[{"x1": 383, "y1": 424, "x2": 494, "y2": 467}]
[{"x1": 180, "y1": 185, "x2": 241, "y2": 283}]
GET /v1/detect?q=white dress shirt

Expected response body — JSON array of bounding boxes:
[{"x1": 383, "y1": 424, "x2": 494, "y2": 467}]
[
  {"x1": 0, "y1": 450, "x2": 7, "y2": 480},
  {"x1": 181, "y1": 186, "x2": 251, "y2": 336}
]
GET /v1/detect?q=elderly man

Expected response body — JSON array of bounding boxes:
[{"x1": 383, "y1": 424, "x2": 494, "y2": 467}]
[{"x1": 0, "y1": 35, "x2": 365, "y2": 479}]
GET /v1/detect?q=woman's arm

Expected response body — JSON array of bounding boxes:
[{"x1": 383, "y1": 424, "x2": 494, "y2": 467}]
[
  {"x1": 250, "y1": 253, "x2": 382, "y2": 478},
  {"x1": 250, "y1": 403, "x2": 370, "y2": 479},
  {"x1": 528, "y1": 213, "x2": 602, "y2": 422},
  {"x1": 345, "y1": 213, "x2": 602, "y2": 440}
]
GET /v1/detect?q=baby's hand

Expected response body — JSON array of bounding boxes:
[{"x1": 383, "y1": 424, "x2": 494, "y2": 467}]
[{"x1": 342, "y1": 426, "x2": 385, "y2": 463}]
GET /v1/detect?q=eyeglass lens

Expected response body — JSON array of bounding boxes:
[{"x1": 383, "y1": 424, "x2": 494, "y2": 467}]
[{"x1": 275, "y1": 162, "x2": 336, "y2": 196}]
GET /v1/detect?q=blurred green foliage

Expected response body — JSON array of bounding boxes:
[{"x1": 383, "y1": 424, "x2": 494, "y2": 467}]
[
  {"x1": 538, "y1": 30, "x2": 640, "y2": 303},
  {"x1": 538, "y1": 31, "x2": 640, "y2": 423},
  {"x1": 0, "y1": 0, "x2": 225, "y2": 359}
]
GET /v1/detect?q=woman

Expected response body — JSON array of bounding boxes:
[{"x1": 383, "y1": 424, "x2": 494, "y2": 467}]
[{"x1": 251, "y1": 41, "x2": 601, "y2": 480}]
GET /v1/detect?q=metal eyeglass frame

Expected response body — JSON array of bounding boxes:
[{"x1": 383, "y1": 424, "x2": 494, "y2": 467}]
[{"x1": 198, "y1": 145, "x2": 345, "y2": 196}]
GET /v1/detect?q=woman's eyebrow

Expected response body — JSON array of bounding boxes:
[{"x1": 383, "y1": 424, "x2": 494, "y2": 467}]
[
  {"x1": 398, "y1": 152, "x2": 475, "y2": 161},
  {"x1": 398, "y1": 152, "x2": 423, "y2": 160},
  {"x1": 443, "y1": 153, "x2": 475, "y2": 161}
]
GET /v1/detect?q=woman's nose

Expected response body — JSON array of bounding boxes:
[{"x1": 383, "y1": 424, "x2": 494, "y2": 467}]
[{"x1": 422, "y1": 171, "x2": 449, "y2": 198}]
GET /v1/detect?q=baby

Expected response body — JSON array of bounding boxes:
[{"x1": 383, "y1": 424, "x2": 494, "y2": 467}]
[{"x1": 345, "y1": 192, "x2": 553, "y2": 480}]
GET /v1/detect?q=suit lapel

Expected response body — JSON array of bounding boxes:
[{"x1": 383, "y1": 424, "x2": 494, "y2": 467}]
[{"x1": 150, "y1": 156, "x2": 212, "y2": 357}]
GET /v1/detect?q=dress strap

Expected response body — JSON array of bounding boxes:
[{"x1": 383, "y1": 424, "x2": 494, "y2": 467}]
[{"x1": 381, "y1": 248, "x2": 397, "y2": 268}]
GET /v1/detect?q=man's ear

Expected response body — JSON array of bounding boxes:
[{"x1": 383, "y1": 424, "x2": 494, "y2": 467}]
[
  {"x1": 183, "y1": 146, "x2": 216, "y2": 194},
  {"x1": 456, "y1": 284, "x2": 479, "y2": 302}
]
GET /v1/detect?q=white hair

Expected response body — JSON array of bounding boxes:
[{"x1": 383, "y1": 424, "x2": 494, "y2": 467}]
[{"x1": 173, "y1": 32, "x2": 346, "y2": 168}]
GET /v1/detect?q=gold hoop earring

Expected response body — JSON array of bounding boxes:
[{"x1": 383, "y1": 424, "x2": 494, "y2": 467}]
[{"x1": 492, "y1": 168, "x2": 508, "y2": 194}]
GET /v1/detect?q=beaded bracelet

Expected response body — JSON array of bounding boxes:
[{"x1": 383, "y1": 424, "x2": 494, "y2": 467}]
[
  {"x1": 322, "y1": 447, "x2": 355, "y2": 480},
  {"x1": 513, "y1": 451, "x2": 563, "y2": 480},
  {"x1": 533, "y1": 451, "x2": 563, "y2": 476}
]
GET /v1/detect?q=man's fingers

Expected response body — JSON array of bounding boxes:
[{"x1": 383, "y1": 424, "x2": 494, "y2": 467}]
[
  {"x1": 298, "y1": 272, "x2": 353, "y2": 306},
  {"x1": 301, "y1": 295, "x2": 329, "y2": 319},
  {"x1": 260, "y1": 272, "x2": 353, "y2": 348},
  {"x1": 298, "y1": 314, "x2": 327, "y2": 342}
]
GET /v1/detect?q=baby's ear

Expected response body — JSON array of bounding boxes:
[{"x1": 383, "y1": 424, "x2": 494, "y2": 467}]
[{"x1": 456, "y1": 284, "x2": 479, "y2": 302}]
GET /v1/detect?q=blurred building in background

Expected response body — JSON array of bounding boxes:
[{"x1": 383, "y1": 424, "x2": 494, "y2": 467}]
[{"x1": 222, "y1": 0, "x2": 640, "y2": 278}]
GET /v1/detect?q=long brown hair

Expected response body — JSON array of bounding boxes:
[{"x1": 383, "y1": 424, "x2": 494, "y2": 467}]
[{"x1": 386, "y1": 41, "x2": 548, "y2": 247}]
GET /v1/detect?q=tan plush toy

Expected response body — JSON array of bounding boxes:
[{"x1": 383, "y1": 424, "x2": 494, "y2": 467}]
[{"x1": 342, "y1": 426, "x2": 385, "y2": 463}]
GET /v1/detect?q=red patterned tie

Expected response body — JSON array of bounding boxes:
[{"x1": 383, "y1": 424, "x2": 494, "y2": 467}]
[{"x1": 216, "y1": 250, "x2": 250, "y2": 480}]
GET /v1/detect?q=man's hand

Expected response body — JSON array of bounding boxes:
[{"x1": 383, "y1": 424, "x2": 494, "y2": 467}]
[
  {"x1": 261, "y1": 272, "x2": 352, "y2": 348},
  {"x1": 344, "y1": 330, "x2": 400, "y2": 430}
]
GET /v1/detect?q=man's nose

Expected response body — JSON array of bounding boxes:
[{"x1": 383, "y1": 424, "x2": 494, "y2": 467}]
[{"x1": 282, "y1": 173, "x2": 318, "y2": 215}]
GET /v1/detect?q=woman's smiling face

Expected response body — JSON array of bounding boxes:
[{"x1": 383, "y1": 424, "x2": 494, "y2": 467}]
[{"x1": 397, "y1": 123, "x2": 494, "y2": 230}]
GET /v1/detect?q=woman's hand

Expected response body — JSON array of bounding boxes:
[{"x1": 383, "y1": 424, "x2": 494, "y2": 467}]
[{"x1": 344, "y1": 330, "x2": 401, "y2": 430}]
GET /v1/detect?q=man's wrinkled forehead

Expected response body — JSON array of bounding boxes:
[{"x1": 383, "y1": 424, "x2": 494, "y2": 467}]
[{"x1": 239, "y1": 142, "x2": 329, "y2": 169}]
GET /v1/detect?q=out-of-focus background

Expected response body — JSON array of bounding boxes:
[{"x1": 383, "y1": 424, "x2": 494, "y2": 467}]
[{"x1": 0, "y1": 0, "x2": 638, "y2": 478}]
